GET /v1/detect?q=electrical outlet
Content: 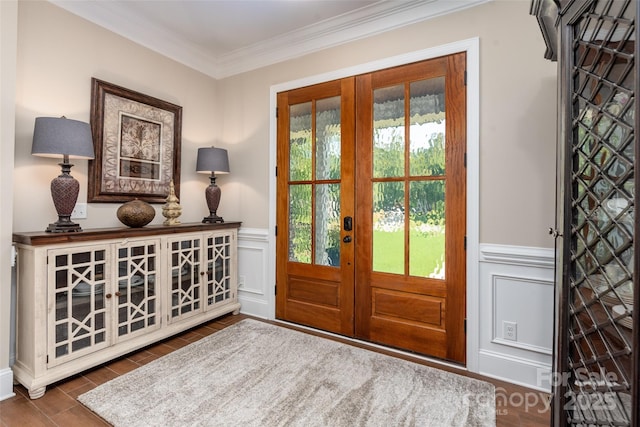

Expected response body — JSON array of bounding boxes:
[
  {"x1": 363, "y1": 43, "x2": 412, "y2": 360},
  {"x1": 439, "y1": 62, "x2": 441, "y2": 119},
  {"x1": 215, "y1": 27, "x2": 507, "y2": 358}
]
[
  {"x1": 71, "y1": 203, "x2": 87, "y2": 219},
  {"x1": 503, "y1": 321, "x2": 517, "y2": 341}
]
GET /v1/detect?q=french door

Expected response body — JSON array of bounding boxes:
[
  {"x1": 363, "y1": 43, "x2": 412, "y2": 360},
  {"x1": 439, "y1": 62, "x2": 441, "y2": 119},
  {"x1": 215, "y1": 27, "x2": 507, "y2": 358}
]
[
  {"x1": 276, "y1": 78, "x2": 356, "y2": 336},
  {"x1": 276, "y1": 53, "x2": 467, "y2": 363}
]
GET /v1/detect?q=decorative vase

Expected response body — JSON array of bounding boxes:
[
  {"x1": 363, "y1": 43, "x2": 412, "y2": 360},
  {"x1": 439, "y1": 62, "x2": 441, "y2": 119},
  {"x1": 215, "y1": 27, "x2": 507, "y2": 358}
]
[
  {"x1": 117, "y1": 199, "x2": 155, "y2": 228},
  {"x1": 162, "y1": 180, "x2": 182, "y2": 226}
]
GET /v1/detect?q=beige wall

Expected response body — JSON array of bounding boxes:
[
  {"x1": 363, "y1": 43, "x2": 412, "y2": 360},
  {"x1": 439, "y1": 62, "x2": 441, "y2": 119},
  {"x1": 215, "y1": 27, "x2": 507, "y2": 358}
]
[
  {"x1": 219, "y1": 0, "x2": 558, "y2": 248},
  {"x1": 14, "y1": 0, "x2": 222, "y2": 233},
  {"x1": 13, "y1": 0, "x2": 557, "y2": 247}
]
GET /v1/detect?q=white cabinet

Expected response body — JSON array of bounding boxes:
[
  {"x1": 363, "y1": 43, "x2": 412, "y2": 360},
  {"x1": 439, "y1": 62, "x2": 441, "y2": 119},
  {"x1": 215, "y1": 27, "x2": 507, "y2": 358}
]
[
  {"x1": 167, "y1": 232, "x2": 236, "y2": 324},
  {"x1": 13, "y1": 222, "x2": 241, "y2": 399}
]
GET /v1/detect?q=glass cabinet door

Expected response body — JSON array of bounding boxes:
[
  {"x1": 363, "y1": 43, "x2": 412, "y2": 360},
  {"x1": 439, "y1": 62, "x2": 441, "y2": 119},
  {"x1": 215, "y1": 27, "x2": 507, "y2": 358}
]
[
  {"x1": 555, "y1": 1, "x2": 637, "y2": 425},
  {"x1": 204, "y1": 232, "x2": 234, "y2": 309},
  {"x1": 168, "y1": 235, "x2": 202, "y2": 322},
  {"x1": 115, "y1": 239, "x2": 160, "y2": 341},
  {"x1": 48, "y1": 245, "x2": 111, "y2": 367}
]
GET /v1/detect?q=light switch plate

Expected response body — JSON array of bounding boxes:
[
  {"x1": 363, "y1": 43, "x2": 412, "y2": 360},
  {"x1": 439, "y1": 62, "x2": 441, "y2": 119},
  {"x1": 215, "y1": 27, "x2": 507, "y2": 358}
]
[{"x1": 71, "y1": 203, "x2": 87, "y2": 219}]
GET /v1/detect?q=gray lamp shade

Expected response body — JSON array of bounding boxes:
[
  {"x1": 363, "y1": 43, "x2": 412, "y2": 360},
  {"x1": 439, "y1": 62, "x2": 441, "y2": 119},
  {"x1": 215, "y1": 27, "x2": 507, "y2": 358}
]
[
  {"x1": 31, "y1": 117, "x2": 95, "y2": 159},
  {"x1": 196, "y1": 147, "x2": 230, "y2": 174}
]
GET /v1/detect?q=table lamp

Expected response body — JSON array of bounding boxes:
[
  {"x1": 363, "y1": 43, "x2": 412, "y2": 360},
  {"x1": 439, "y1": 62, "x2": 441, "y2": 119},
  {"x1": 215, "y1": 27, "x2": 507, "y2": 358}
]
[
  {"x1": 196, "y1": 146, "x2": 229, "y2": 223},
  {"x1": 31, "y1": 117, "x2": 95, "y2": 232}
]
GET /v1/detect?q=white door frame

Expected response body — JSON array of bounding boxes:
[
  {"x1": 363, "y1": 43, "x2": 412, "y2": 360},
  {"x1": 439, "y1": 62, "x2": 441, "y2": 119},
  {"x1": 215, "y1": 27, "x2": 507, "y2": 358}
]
[{"x1": 267, "y1": 38, "x2": 480, "y2": 372}]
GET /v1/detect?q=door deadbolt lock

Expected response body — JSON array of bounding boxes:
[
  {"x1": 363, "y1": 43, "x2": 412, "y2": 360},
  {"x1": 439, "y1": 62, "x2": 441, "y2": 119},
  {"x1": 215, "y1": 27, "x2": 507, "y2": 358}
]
[
  {"x1": 343, "y1": 235, "x2": 352, "y2": 243},
  {"x1": 343, "y1": 216, "x2": 353, "y2": 231}
]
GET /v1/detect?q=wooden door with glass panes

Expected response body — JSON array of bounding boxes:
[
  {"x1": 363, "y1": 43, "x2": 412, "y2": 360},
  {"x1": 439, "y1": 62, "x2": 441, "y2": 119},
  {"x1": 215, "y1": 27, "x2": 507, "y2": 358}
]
[
  {"x1": 276, "y1": 78, "x2": 356, "y2": 336},
  {"x1": 276, "y1": 54, "x2": 467, "y2": 362},
  {"x1": 48, "y1": 245, "x2": 111, "y2": 367},
  {"x1": 355, "y1": 54, "x2": 467, "y2": 362}
]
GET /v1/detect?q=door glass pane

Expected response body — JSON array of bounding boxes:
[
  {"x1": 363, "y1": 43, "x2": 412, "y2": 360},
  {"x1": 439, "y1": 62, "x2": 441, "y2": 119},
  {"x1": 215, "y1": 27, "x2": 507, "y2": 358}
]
[
  {"x1": 315, "y1": 184, "x2": 340, "y2": 266},
  {"x1": 373, "y1": 181, "x2": 404, "y2": 274},
  {"x1": 410, "y1": 181, "x2": 445, "y2": 278},
  {"x1": 289, "y1": 184, "x2": 312, "y2": 263},
  {"x1": 290, "y1": 102, "x2": 312, "y2": 181},
  {"x1": 410, "y1": 77, "x2": 445, "y2": 176},
  {"x1": 373, "y1": 85, "x2": 405, "y2": 178},
  {"x1": 316, "y1": 96, "x2": 341, "y2": 180}
]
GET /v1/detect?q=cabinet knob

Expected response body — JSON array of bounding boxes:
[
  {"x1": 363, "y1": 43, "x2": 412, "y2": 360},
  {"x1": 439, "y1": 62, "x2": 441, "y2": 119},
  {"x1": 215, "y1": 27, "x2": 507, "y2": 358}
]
[{"x1": 105, "y1": 293, "x2": 112, "y2": 299}]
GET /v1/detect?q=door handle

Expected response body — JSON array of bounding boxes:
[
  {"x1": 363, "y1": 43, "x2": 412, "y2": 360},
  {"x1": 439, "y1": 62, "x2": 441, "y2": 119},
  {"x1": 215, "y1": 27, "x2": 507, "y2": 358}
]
[
  {"x1": 548, "y1": 227, "x2": 563, "y2": 238},
  {"x1": 343, "y1": 216, "x2": 353, "y2": 231},
  {"x1": 343, "y1": 236, "x2": 352, "y2": 243}
]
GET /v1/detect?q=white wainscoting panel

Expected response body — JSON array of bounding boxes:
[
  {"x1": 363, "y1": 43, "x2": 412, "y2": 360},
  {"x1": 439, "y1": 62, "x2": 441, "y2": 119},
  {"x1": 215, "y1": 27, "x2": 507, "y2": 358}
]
[
  {"x1": 479, "y1": 244, "x2": 555, "y2": 392},
  {"x1": 237, "y1": 228, "x2": 270, "y2": 319},
  {"x1": 0, "y1": 368, "x2": 14, "y2": 401},
  {"x1": 491, "y1": 274, "x2": 554, "y2": 354}
]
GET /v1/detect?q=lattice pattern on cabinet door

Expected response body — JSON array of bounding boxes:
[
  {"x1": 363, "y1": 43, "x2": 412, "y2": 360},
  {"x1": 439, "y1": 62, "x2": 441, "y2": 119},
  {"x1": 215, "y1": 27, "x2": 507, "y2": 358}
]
[
  {"x1": 567, "y1": 0, "x2": 635, "y2": 425},
  {"x1": 50, "y1": 246, "x2": 110, "y2": 366},
  {"x1": 169, "y1": 237, "x2": 201, "y2": 319},
  {"x1": 205, "y1": 234, "x2": 232, "y2": 307},
  {"x1": 116, "y1": 240, "x2": 160, "y2": 339}
]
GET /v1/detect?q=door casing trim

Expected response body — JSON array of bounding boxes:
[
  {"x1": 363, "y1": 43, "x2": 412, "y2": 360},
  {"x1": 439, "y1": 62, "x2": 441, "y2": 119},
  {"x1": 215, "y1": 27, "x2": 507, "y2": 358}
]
[{"x1": 268, "y1": 37, "x2": 480, "y2": 372}]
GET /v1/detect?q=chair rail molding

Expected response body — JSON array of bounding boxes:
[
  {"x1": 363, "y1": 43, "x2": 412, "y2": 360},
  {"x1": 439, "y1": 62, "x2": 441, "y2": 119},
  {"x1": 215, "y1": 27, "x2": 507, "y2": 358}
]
[{"x1": 480, "y1": 243, "x2": 555, "y2": 268}]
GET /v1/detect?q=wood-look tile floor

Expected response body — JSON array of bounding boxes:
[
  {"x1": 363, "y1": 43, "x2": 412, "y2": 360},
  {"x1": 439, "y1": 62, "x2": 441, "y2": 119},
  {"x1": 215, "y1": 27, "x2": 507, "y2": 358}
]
[{"x1": 0, "y1": 314, "x2": 550, "y2": 426}]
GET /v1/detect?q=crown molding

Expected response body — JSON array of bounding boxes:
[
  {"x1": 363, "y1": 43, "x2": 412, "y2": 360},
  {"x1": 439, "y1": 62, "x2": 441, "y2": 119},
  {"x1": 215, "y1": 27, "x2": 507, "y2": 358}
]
[
  {"x1": 215, "y1": 0, "x2": 489, "y2": 78},
  {"x1": 50, "y1": 0, "x2": 219, "y2": 77},
  {"x1": 49, "y1": 0, "x2": 489, "y2": 80}
]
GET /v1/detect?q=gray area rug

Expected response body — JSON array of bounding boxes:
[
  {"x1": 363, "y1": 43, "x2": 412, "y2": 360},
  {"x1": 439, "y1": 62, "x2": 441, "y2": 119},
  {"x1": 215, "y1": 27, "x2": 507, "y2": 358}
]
[{"x1": 79, "y1": 319, "x2": 496, "y2": 426}]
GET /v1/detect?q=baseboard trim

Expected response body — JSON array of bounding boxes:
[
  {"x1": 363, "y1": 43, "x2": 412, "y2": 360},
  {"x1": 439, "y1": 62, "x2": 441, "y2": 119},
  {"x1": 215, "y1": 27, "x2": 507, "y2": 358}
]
[
  {"x1": 238, "y1": 295, "x2": 270, "y2": 319},
  {"x1": 479, "y1": 349, "x2": 552, "y2": 392},
  {"x1": 0, "y1": 367, "x2": 15, "y2": 401}
]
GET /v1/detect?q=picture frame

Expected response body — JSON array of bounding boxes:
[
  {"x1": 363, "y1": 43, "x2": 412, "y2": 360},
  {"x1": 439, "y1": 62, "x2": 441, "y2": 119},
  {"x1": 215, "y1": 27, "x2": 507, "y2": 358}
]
[{"x1": 88, "y1": 78, "x2": 182, "y2": 203}]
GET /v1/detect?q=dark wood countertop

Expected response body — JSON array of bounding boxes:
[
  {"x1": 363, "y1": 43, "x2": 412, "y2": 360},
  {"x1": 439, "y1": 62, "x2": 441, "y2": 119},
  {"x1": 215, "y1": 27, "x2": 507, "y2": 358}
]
[{"x1": 13, "y1": 222, "x2": 242, "y2": 246}]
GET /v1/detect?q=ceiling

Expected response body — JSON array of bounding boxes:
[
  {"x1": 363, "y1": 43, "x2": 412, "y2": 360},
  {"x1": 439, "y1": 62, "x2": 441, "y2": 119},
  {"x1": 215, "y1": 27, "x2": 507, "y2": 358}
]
[{"x1": 50, "y1": 0, "x2": 488, "y2": 79}]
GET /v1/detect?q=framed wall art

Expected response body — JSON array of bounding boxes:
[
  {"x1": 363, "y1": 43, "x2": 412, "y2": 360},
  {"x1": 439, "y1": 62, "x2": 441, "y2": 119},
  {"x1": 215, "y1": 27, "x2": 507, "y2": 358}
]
[{"x1": 88, "y1": 78, "x2": 182, "y2": 203}]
